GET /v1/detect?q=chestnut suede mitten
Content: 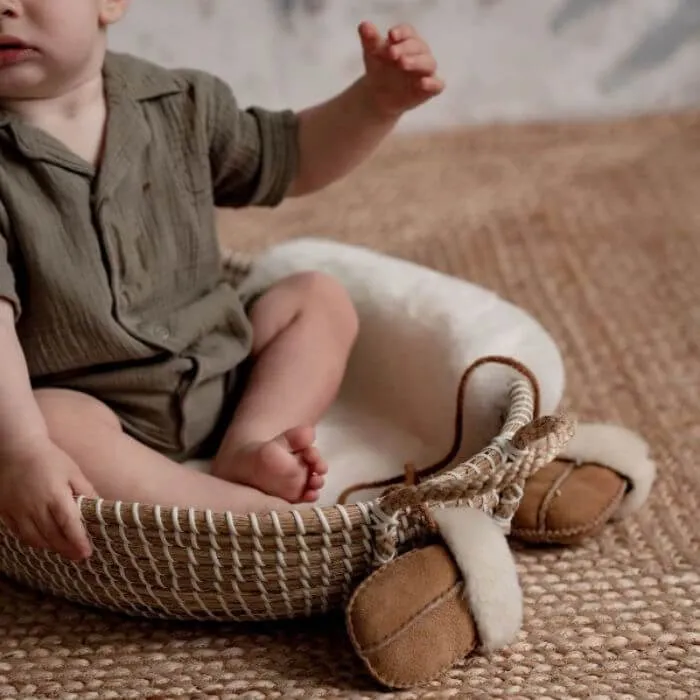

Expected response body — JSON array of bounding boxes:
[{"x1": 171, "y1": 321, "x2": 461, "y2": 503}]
[
  {"x1": 511, "y1": 461, "x2": 626, "y2": 544},
  {"x1": 511, "y1": 423, "x2": 655, "y2": 545},
  {"x1": 346, "y1": 544, "x2": 478, "y2": 689}
]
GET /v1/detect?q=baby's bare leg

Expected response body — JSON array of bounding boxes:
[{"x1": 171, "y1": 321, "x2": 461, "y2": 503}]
[
  {"x1": 35, "y1": 389, "x2": 289, "y2": 513},
  {"x1": 213, "y1": 272, "x2": 359, "y2": 502}
]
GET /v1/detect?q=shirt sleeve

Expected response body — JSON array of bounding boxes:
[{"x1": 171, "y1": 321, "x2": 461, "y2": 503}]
[
  {"x1": 201, "y1": 75, "x2": 300, "y2": 208},
  {"x1": 0, "y1": 216, "x2": 20, "y2": 320}
]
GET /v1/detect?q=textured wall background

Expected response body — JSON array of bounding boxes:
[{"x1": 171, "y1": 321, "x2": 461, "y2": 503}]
[{"x1": 110, "y1": 0, "x2": 700, "y2": 130}]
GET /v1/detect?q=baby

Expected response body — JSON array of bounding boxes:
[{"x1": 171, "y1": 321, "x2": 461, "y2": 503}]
[{"x1": 0, "y1": 1, "x2": 443, "y2": 562}]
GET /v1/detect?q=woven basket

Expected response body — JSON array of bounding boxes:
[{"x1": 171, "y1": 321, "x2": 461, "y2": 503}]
[{"x1": 0, "y1": 255, "x2": 572, "y2": 622}]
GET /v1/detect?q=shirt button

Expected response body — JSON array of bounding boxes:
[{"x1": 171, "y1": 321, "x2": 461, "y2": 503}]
[{"x1": 153, "y1": 325, "x2": 170, "y2": 341}]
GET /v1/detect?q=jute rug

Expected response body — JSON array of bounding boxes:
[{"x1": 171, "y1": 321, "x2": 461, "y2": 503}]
[{"x1": 2, "y1": 111, "x2": 699, "y2": 698}]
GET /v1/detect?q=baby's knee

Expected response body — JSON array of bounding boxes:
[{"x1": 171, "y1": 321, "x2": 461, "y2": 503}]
[
  {"x1": 34, "y1": 389, "x2": 122, "y2": 437},
  {"x1": 294, "y1": 271, "x2": 359, "y2": 342}
]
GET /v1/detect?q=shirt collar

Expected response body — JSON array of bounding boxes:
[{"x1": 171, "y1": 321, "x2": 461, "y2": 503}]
[{"x1": 103, "y1": 51, "x2": 186, "y2": 102}]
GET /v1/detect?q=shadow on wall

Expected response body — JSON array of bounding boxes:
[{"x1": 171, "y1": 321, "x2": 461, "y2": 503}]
[
  {"x1": 270, "y1": 0, "x2": 700, "y2": 94},
  {"x1": 551, "y1": 0, "x2": 700, "y2": 92}
]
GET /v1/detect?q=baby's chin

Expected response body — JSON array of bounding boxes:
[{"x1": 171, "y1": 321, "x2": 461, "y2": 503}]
[{"x1": 0, "y1": 66, "x2": 57, "y2": 101}]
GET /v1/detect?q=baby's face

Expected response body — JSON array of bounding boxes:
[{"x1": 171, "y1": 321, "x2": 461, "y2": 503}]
[{"x1": 0, "y1": 0, "x2": 128, "y2": 100}]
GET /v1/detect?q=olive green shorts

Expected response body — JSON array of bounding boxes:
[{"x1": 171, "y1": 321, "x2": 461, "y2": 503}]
[{"x1": 34, "y1": 298, "x2": 260, "y2": 463}]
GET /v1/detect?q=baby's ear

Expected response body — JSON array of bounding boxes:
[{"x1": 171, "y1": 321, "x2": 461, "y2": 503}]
[{"x1": 99, "y1": 0, "x2": 130, "y2": 27}]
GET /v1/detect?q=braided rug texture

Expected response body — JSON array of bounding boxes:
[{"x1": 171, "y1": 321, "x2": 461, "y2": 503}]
[{"x1": 1, "y1": 111, "x2": 699, "y2": 698}]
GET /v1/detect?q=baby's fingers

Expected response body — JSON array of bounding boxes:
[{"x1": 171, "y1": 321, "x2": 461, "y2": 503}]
[
  {"x1": 398, "y1": 53, "x2": 438, "y2": 76},
  {"x1": 388, "y1": 23, "x2": 417, "y2": 43},
  {"x1": 70, "y1": 471, "x2": 98, "y2": 499},
  {"x1": 417, "y1": 76, "x2": 446, "y2": 95},
  {"x1": 16, "y1": 517, "x2": 50, "y2": 551},
  {"x1": 358, "y1": 20, "x2": 384, "y2": 55},
  {"x1": 46, "y1": 498, "x2": 92, "y2": 561},
  {"x1": 0, "y1": 512, "x2": 18, "y2": 536},
  {"x1": 388, "y1": 38, "x2": 429, "y2": 60}
]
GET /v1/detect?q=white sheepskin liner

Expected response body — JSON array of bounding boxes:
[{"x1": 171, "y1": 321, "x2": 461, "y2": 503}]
[
  {"x1": 431, "y1": 506, "x2": 523, "y2": 651},
  {"x1": 234, "y1": 238, "x2": 566, "y2": 506},
  {"x1": 186, "y1": 237, "x2": 653, "y2": 650},
  {"x1": 558, "y1": 423, "x2": 656, "y2": 518}
]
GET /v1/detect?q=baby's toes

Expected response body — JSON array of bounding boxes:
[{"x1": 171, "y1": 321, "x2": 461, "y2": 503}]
[
  {"x1": 300, "y1": 487, "x2": 321, "y2": 503},
  {"x1": 300, "y1": 446, "x2": 328, "y2": 475},
  {"x1": 284, "y1": 426, "x2": 315, "y2": 453},
  {"x1": 307, "y1": 473, "x2": 325, "y2": 491}
]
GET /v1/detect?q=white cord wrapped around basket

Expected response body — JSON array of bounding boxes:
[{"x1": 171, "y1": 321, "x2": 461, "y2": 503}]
[
  {"x1": 0, "y1": 374, "x2": 571, "y2": 622},
  {"x1": 0, "y1": 240, "x2": 574, "y2": 622}
]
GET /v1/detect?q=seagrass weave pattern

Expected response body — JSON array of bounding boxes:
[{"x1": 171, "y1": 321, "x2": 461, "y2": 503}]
[
  {"x1": 0, "y1": 372, "x2": 560, "y2": 622},
  {"x1": 0, "y1": 254, "x2": 570, "y2": 622}
]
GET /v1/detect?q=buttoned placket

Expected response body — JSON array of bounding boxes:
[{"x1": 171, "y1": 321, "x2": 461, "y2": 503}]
[{"x1": 91, "y1": 78, "x2": 178, "y2": 350}]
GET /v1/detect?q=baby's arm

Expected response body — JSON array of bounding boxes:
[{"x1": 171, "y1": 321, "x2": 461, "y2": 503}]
[
  {"x1": 0, "y1": 300, "x2": 95, "y2": 560},
  {"x1": 288, "y1": 22, "x2": 444, "y2": 196},
  {"x1": 0, "y1": 302, "x2": 51, "y2": 454}
]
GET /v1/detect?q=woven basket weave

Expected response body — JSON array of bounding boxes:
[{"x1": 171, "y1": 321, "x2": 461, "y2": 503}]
[{"x1": 0, "y1": 255, "x2": 571, "y2": 622}]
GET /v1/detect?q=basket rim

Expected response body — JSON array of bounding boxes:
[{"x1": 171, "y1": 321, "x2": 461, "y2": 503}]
[{"x1": 72, "y1": 368, "x2": 541, "y2": 535}]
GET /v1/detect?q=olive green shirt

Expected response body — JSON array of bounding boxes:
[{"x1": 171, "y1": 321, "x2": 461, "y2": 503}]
[{"x1": 0, "y1": 52, "x2": 299, "y2": 458}]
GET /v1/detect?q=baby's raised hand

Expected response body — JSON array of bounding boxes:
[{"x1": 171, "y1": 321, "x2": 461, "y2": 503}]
[
  {"x1": 358, "y1": 20, "x2": 445, "y2": 118},
  {"x1": 0, "y1": 441, "x2": 96, "y2": 561}
]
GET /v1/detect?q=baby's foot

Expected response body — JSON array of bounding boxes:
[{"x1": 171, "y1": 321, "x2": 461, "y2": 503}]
[{"x1": 223, "y1": 426, "x2": 328, "y2": 503}]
